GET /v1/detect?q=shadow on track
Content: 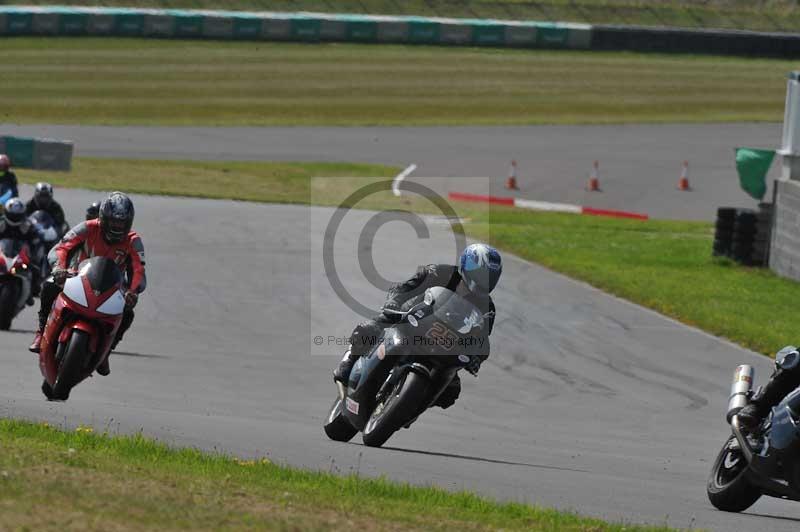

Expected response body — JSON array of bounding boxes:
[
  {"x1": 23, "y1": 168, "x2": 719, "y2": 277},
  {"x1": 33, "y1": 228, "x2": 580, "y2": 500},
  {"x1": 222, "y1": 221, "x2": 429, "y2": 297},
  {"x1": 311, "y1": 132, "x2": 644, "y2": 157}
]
[
  {"x1": 8, "y1": 328, "x2": 38, "y2": 335},
  {"x1": 744, "y1": 513, "x2": 800, "y2": 523},
  {"x1": 358, "y1": 444, "x2": 589, "y2": 473},
  {"x1": 112, "y1": 351, "x2": 169, "y2": 359}
]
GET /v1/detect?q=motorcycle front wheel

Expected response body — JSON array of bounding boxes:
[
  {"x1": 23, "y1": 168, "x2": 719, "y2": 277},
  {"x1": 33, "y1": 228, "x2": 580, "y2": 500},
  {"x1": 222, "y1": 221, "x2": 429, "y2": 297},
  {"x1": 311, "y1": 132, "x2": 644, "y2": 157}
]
[
  {"x1": 707, "y1": 435, "x2": 761, "y2": 512},
  {"x1": 362, "y1": 370, "x2": 429, "y2": 448},
  {"x1": 323, "y1": 396, "x2": 358, "y2": 442},
  {"x1": 52, "y1": 329, "x2": 90, "y2": 401}
]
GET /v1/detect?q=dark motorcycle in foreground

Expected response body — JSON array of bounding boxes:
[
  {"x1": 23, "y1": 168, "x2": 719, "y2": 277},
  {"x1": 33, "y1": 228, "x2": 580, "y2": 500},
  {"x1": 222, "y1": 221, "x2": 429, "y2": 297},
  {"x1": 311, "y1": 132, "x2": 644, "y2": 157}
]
[
  {"x1": 39, "y1": 257, "x2": 125, "y2": 401},
  {"x1": 324, "y1": 286, "x2": 488, "y2": 448},
  {"x1": 707, "y1": 351, "x2": 800, "y2": 511},
  {"x1": 0, "y1": 238, "x2": 34, "y2": 330}
]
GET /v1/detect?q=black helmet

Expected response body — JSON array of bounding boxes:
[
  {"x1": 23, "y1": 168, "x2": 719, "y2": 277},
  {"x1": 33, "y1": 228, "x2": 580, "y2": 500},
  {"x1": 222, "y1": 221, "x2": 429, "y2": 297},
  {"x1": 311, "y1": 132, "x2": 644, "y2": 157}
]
[
  {"x1": 86, "y1": 201, "x2": 100, "y2": 221},
  {"x1": 99, "y1": 192, "x2": 134, "y2": 243},
  {"x1": 34, "y1": 182, "x2": 54, "y2": 208},
  {"x1": 458, "y1": 243, "x2": 502, "y2": 295},
  {"x1": 4, "y1": 198, "x2": 26, "y2": 227}
]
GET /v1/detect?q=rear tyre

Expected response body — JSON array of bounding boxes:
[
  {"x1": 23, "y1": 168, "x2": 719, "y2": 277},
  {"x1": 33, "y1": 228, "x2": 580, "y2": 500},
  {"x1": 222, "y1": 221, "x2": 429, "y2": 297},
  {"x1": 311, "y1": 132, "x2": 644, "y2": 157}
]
[
  {"x1": 0, "y1": 283, "x2": 18, "y2": 330},
  {"x1": 362, "y1": 370, "x2": 429, "y2": 448},
  {"x1": 52, "y1": 330, "x2": 90, "y2": 402},
  {"x1": 707, "y1": 436, "x2": 761, "y2": 512},
  {"x1": 324, "y1": 396, "x2": 358, "y2": 442}
]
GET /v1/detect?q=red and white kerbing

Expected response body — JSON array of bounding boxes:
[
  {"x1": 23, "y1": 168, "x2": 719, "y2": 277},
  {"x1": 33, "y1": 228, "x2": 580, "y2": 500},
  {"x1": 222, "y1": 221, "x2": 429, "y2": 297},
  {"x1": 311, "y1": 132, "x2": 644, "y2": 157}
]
[{"x1": 447, "y1": 192, "x2": 649, "y2": 221}]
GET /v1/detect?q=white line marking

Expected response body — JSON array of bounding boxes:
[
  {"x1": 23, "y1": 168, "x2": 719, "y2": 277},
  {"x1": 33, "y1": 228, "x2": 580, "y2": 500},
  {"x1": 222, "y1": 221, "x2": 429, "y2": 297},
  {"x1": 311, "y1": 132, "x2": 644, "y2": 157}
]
[
  {"x1": 514, "y1": 198, "x2": 582, "y2": 214},
  {"x1": 392, "y1": 164, "x2": 417, "y2": 197}
]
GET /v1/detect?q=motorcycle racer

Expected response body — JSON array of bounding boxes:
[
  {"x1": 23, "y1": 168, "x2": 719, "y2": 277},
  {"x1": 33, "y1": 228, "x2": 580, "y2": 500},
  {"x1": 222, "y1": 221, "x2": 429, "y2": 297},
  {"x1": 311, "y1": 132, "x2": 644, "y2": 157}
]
[
  {"x1": 29, "y1": 192, "x2": 146, "y2": 377},
  {"x1": 333, "y1": 243, "x2": 501, "y2": 409},
  {"x1": 25, "y1": 182, "x2": 68, "y2": 234},
  {"x1": 0, "y1": 198, "x2": 42, "y2": 303},
  {"x1": 0, "y1": 155, "x2": 19, "y2": 204},
  {"x1": 737, "y1": 346, "x2": 800, "y2": 429}
]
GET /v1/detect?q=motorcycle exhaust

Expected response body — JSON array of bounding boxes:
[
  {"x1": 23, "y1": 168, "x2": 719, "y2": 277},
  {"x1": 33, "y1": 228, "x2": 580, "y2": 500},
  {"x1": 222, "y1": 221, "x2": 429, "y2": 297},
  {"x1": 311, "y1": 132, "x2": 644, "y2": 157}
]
[{"x1": 727, "y1": 364, "x2": 754, "y2": 424}]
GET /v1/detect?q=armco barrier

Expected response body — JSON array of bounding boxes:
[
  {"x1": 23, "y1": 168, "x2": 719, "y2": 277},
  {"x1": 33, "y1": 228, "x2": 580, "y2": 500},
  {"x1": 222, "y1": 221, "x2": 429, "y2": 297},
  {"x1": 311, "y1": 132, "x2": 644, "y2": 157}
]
[
  {"x1": 0, "y1": 6, "x2": 592, "y2": 49},
  {"x1": 0, "y1": 136, "x2": 73, "y2": 171},
  {"x1": 0, "y1": 7, "x2": 798, "y2": 56}
]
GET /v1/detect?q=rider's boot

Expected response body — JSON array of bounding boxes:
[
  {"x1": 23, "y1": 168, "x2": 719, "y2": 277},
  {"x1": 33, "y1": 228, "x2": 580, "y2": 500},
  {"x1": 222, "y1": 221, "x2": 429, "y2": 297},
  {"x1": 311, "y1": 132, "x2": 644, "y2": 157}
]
[
  {"x1": 738, "y1": 368, "x2": 798, "y2": 429},
  {"x1": 333, "y1": 349, "x2": 356, "y2": 384},
  {"x1": 30, "y1": 281, "x2": 58, "y2": 353},
  {"x1": 433, "y1": 374, "x2": 461, "y2": 409},
  {"x1": 28, "y1": 330, "x2": 43, "y2": 353}
]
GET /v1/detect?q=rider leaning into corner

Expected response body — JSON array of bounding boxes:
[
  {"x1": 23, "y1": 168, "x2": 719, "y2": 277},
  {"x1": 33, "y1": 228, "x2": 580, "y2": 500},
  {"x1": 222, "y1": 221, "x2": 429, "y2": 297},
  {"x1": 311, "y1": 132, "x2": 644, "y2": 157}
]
[
  {"x1": 333, "y1": 243, "x2": 501, "y2": 409},
  {"x1": 738, "y1": 345, "x2": 800, "y2": 429},
  {"x1": 29, "y1": 192, "x2": 146, "y2": 377}
]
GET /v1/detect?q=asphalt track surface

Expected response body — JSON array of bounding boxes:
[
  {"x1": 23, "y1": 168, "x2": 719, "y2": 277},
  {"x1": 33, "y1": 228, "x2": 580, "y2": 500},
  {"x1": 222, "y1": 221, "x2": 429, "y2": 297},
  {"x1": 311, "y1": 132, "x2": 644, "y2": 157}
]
[
  {"x1": 0, "y1": 185, "x2": 799, "y2": 531},
  {"x1": 0, "y1": 123, "x2": 784, "y2": 220}
]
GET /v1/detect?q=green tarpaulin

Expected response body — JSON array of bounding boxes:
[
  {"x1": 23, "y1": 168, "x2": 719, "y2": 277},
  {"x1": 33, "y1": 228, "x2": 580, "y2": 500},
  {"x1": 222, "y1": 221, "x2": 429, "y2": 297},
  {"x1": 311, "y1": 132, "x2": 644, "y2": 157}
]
[{"x1": 735, "y1": 147, "x2": 775, "y2": 201}]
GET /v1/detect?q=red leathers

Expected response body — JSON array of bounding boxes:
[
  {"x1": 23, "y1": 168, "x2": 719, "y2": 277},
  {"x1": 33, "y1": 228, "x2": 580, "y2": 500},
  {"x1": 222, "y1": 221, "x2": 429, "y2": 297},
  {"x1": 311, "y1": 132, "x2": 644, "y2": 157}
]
[{"x1": 55, "y1": 219, "x2": 145, "y2": 293}]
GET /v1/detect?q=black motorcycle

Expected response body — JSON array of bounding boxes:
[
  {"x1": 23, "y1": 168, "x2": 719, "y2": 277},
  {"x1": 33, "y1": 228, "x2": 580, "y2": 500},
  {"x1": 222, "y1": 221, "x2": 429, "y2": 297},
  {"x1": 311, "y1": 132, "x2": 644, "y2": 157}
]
[
  {"x1": 708, "y1": 353, "x2": 800, "y2": 512},
  {"x1": 324, "y1": 286, "x2": 488, "y2": 448}
]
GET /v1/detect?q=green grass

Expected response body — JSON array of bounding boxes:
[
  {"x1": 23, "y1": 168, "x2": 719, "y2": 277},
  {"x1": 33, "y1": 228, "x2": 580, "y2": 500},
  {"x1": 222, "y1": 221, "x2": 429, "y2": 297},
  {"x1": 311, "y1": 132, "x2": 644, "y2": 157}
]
[
  {"x1": 467, "y1": 207, "x2": 797, "y2": 356},
  {"x1": 1, "y1": 38, "x2": 792, "y2": 126},
  {"x1": 7, "y1": 0, "x2": 800, "y2": 33},
  {"x1": 23, "y1": 158, "x2": 399, "y2": 203},
  {"x1": 0, "y1": 419, "x2": 679, "y2": 531},
  {"x1": 24, "y1": 157, "x2": 800, "y2": 357}
]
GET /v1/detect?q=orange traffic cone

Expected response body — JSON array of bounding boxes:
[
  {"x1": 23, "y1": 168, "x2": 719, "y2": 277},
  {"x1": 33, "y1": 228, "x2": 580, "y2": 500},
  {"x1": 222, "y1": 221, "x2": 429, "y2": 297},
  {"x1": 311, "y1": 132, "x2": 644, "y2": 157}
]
[
  {"x1": 506, "y1": 160, "x2": 519, "y2": 190},
  {"x1": 586, "y1": 160, "x2": 600, "y2": 191},
  {"x1": 678, "y1": 160, "x2": 690, "y2": 190}
]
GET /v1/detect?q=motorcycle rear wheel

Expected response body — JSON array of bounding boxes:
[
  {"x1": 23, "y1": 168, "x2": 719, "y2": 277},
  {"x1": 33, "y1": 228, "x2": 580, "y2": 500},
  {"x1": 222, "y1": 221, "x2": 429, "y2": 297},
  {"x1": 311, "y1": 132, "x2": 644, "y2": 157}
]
[
  {"x1": 52, "y1": 330, "x2": 90, "y2": 402},
  {"x1": 0, "y1": 282, "x2": 18, "y2": 330},
  {"x1": 324, "y1": 396, "x2": 358, "y2": 442},
  {"x1": 362, "y1": 370, "x2": 429, "y2": 448},
  {"x1": 707, "y1": 435, "x2": 761, "y2": 512}
]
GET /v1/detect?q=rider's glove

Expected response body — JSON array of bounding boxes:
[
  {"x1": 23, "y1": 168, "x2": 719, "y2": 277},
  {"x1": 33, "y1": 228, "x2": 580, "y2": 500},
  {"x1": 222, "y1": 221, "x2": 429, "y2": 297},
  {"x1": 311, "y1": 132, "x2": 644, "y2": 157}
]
[
  {"x1": 465, "y1": 355, "x2": 482, "y2": 377},
  {"x1": 124, "y1": 291, "x2": 138, "y2": 308},
  {"x1": 52, "y1": 268, "x2": 68, "y2": 285}
]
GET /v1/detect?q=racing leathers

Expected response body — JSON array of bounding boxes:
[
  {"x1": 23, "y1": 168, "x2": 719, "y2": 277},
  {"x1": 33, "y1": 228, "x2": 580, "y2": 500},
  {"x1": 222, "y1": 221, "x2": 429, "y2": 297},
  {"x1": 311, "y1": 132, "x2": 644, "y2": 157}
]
[
  {"x1": 0, "y1": 217, "x2": 42, "y2": 297},
  {"x1": 31, "y1": 220, "x2": 146, "y2": 371},
  {"x1": 336, "y1": 264, "x2": 495, "y2": 409},
  {"x1": 25, "y1": 197, "x2": 68, "y2": 234}
]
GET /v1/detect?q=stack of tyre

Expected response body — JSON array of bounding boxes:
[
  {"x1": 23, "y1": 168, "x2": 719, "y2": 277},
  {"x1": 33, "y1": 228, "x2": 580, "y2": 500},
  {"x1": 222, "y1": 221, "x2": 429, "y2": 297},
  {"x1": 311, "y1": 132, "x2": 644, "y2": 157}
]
[{"x1": 713, "y1": 205, "x2": 772, "y2": 266}]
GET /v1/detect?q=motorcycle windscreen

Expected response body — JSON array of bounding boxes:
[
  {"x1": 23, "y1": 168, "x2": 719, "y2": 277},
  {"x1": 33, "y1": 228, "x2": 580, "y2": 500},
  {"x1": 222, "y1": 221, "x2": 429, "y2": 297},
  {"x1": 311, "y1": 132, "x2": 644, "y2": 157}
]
[
  {"x1": 0, "y1": 238, "x2": 24, "y2": 258},
  {"x1": 426, "y1": 286, "x2": 485, "y2": 335},
  {"x1": 77, "y1": 257, "x2": 123, "y2": 293}
]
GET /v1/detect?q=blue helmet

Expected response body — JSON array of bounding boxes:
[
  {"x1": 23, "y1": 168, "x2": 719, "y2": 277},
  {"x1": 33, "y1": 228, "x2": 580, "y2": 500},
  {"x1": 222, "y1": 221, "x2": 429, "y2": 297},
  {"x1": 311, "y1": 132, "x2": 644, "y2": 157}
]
[{"x1": 459, "y1": 243, "x2": 502, "y2": 295}]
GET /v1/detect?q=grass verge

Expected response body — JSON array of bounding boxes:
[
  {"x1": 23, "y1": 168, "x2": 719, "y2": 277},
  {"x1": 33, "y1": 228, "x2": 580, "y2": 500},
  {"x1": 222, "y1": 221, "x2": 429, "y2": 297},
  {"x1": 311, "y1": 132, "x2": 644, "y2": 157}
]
[
  {"x1": 23, "y1": 157, "x2": 799, "y2": 357},
  {"x1": 1, "y1": 37, "x2": 793, "y2": 126},
  {"x1": 466, "y1": 208, "x2": 796, "y2": 357},
  {"x1": 0, "y1": 419, "x2": 678, "y2": 531},
  {"x1": 22, "y1": 158, "x2": 400, "y2": 204},
  {"x1": 10, "y1": 0, "x2": 800, "y2": 33}
]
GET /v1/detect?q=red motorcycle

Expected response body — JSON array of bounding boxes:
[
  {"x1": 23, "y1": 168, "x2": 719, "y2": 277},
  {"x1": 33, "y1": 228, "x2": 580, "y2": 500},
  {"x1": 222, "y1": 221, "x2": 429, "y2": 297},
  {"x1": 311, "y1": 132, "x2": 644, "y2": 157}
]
[{"x1": 39, "y1": 257, "x2": 125, "y2": 401}]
